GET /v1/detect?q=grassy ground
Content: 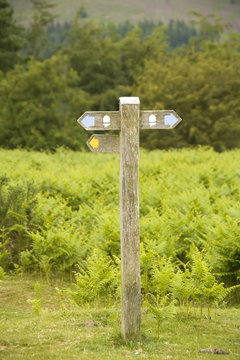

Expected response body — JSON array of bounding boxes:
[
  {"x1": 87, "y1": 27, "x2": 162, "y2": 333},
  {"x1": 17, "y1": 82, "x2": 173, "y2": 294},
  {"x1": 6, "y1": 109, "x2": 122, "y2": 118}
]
[
  {"x1": 0, "y1": 275, "x2": 239, "y2": 359},
  {"x1": 9, "y1": 0, "x2": 240, "y2": 30}
]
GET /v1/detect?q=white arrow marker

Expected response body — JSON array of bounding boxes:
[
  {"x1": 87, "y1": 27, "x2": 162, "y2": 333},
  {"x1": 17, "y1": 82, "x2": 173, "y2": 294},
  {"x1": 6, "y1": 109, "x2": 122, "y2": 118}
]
[
  {"x1": 149, "y1": 114, "x2": 157, "y2": 127},
  {"x1": 103, "y1": 115, "x2": 111, "y2": 128},
  {"x1": 81, "y1": 114, "x2": 95, "y2": 128},
  {"x1": 164, "y1": 113, "x2": 178, "y2": 127}
]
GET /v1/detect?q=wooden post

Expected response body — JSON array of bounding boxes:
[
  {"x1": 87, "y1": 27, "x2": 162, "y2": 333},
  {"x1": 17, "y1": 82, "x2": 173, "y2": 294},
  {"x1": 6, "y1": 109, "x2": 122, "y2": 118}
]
[
  {"x1": 119, "y1": 97, "x2": 141, "y2": 341},
  {"x1": 78, "y1": 97, "x2": 182, "y2": 341}
]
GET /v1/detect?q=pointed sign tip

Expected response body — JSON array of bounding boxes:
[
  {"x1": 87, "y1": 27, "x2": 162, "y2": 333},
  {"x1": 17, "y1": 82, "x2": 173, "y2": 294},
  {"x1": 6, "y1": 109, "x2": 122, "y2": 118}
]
[
  {"x1": 164, "y1": 113, "x2": 179, "y2": 127},
  {"x1": 89, "y1": 136, "x2": 99, "y2": 150},
  {"x1": 81, "y1": 114, "x2": 95, "y2": 128}
]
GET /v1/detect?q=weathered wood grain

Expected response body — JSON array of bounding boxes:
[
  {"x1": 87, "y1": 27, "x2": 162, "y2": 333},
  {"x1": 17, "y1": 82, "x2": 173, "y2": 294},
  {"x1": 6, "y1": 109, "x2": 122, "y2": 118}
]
[
  {"x1": 140, "y1": 110, "x2": 182, "y2": 129},
  {"x1": 78, "y1": 110, "x2": 182, "y2": 131},
  {"x1": 87, "y1": 134, "x2": 119, "y2": 152},
  {"x1": 77, "y1": 97, "x2": 183, "y2": 342},
  {"x1": 119, "y1": 97, "x2": 141, "y2": 341},
  {"x1": 78, "y1": 111, "x2": 120, "y2": 130}
]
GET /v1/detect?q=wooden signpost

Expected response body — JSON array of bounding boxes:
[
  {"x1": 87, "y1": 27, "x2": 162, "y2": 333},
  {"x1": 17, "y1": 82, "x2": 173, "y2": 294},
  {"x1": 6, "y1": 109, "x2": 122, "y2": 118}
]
[{"x1": 77, "y1": 97, "x2": 182, "y2": 341}]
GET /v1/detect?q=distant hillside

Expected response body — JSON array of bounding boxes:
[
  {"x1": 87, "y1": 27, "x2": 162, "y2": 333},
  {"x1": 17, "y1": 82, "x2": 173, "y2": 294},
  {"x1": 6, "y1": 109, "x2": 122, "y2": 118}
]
[{"x1": 9, "y1": 0, "x2": 240, "y2": 30}]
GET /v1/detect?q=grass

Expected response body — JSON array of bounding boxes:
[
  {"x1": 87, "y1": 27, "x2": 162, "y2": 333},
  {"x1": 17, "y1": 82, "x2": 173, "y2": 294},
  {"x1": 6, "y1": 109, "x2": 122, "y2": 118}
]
[{"x1": 0, "y1": 275, "x2": 239, "y2": 359}]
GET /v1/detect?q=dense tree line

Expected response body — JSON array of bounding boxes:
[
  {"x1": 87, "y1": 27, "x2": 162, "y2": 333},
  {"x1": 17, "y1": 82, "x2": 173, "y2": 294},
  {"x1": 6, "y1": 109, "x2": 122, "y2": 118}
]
[
  {"x1": 0, "y1": 0, "x2": 24, "y2": 71},
  {"x1": 0, "y1": 0, "x2": 239, "y2": 151}
]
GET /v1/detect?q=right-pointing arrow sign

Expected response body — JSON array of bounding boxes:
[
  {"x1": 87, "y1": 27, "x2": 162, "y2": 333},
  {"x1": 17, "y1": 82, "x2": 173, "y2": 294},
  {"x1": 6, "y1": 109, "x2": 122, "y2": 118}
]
[
  {"x1": 140, "y1": 110, "x2": 182, "y2": 129},
  {"x1": 164, "y1": 113, "x2": 179, "y2": 127}
]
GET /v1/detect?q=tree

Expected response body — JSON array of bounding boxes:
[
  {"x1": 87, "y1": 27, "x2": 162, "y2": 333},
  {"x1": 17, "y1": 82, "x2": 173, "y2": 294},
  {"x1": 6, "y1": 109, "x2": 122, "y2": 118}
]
[
  {"x1": 66, "y1": 19, "x2": 122, "y2": 95},
  {"x1": 166, "y1": 19, "x2": 197, "y2": 49},
  {"x1": 27, "y1": 0, "x2": 56, "y2": 59},
  {"x1": 188, "y1": 11, "x2": 229, "y2": 45},
  {"x1": 134, "y1": 34, "x2": 240, "y2": 151},
  {"x1": 116, "y1": 25, "x2": 168, "y2": 88},
  {"x1": 64, "y1": 18, "x2": 126, "y2": 110},
  {"x1": 0, "y1": 0, "x2": 24, "y2": 72},
  {"x1": 0, "y1": 55, "x2": 92, "y2": 150}
]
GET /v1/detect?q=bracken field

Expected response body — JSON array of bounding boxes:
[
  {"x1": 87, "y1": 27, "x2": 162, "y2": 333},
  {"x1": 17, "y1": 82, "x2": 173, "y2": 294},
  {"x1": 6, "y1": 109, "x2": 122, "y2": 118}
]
[
  {"x1": 0, "y1": 147, "x2": 240, "y2": 359},
  {"x1": 1, "y1": 147, "x2": 240, "y2": 291}
]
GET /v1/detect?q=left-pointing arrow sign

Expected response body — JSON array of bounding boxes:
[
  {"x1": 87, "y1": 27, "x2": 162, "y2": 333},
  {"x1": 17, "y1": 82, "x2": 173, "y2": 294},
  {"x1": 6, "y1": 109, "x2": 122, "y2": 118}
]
[
  {"x1": 87, "y1": 134, "x2": 120, "y2": 153},
  {"x1": 78, "y1": 111, "x2": 120, "y2": 131},
  {"x1": 81, "y1": 114, "x2": 95, "y2": 128}
]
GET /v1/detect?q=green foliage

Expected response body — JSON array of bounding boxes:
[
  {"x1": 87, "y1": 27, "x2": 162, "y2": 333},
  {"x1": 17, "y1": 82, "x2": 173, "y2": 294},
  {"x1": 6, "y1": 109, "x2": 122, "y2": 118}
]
[
  {"x1": 1, "y1": 5, "x2": 240, "y2": 150},
  {"x1": 144, "y1": 294, "x2": 177, "y2": 337},
  {"x1": 65, "y1": 19, "x2": 123, "y2": 97},
  {"x1": 47, "y1": 18, "x2": 196, "y2": 52},
  {"x1": 188, "y1": 11, "x2": 229, "y2": 44},
  {"x1": 70, "y1": 249, "x2": 120, "y2": 305},
  {"x1": 203, "y1": 215, "x2": 240, "y2": 285},
  {"x1": 190, "y1": 248, "x2": 239, "y2": 317},
  {"x1": 47, "y1": 21, "x2": 70, "y2": 50},
  {"x1": 135, "y1": 31, "x2": 240, "y2": 150},
  {"x1": 0, "y1": 148, "x2": 239, "y2": 307},
  {"x1": 20, "y1": 249, "x2": 33, "y2": 271},
  {"x1": 62, "y1": 18, "x2": 168, "y2": 110},
  {"x1": 0, "y1": 0, "x2": 24, "y2": 72},
  {"x1": 143, "y1": 250, "x2": 237, "y2": 319},
  {"x1": 30, "y1": 224, "x2": 87, "y2": 279},
  {"x1": 27, "y1": 281, "x2": 42, "y2": 316},
  {"x1": 0, "y1": 265, "x2": 6, "y2": 279},
  {"x1": 38, "y1": 254, "x2": 52, "y2": 283},
  {"x1": 27, "y1": 0, "x2": 56, "y2": 59},
  {"x1": 0, "y1": 175, "x2": 37, "y2": 269},
  {"x1": 116, "y1": 25, "x2": 168, "y2": 88},
  {"x1": 166, "y1": 19, "x2": 197, "y2": 49},
  {"x1": 77, "y1": 6, "x2": 88, "y2": 19},
  {"x1": 0, "y1": 55, "x2": 91, "y2": 150},
  {"x1": 170, "y1": 267, "x2": 195, "y2": 312},
  {"x1": 150, "y1": 257, "x2": 175, "y2": 297}
]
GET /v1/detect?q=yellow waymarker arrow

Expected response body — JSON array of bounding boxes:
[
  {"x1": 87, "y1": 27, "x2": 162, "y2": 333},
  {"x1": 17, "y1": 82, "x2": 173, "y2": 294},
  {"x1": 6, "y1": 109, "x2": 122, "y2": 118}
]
[{"x1": 89, "y1": 136, "x2": 99, "y2": 150}]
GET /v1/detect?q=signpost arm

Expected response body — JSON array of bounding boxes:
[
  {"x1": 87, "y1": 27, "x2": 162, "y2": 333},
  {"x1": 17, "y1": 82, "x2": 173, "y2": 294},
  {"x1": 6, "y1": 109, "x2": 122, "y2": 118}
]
[{"x1": 119, "y1": 97, "x2": 141, "y2": 341}]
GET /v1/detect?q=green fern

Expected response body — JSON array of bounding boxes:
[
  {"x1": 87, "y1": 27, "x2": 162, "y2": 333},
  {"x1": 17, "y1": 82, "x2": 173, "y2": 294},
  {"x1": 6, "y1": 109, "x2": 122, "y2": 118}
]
[
  {"x1": 70, "y1": 249, "x2": 120, "y2": 306},
  {"x1": 27, "y1": 281, "x2": 42, "y2": 316},
  {"x1": 144, "y1": 294, "x2": 177, "y2": 337},
  {"x1": 190, "y1": 247, "x2": 238, "y2": 317}
]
